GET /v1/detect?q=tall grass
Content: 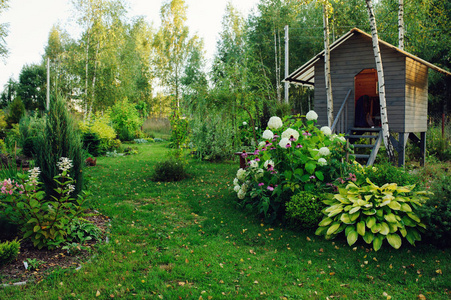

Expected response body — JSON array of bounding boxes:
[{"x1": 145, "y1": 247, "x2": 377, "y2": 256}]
[{"x1": 142, "y1": 117, "x2": 171, "y2": 139}]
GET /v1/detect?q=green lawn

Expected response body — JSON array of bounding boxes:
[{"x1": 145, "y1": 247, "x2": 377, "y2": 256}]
[{"x1": 0, "y1": 142, "x2": 450, "y2": 299}]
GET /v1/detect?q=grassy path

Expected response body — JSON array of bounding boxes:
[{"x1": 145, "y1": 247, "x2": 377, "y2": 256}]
[{"x1": 0, "y1": 143, "x2": 450, "y2": 299}]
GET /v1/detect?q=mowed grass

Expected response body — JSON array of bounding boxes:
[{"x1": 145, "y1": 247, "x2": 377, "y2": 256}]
[{"x1": 0, "y1": 142, "x2": 450, "y2": 299}]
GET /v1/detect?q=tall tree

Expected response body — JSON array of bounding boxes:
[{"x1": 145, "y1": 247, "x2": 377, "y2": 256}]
[
  {"x1": 17, "y1": 64, "x2": 46, "y2": 111},
  {"x1": 322, "y1": 1, "x2": 334, "y2": 127},
  {"x1": 153, "y1": 0, "x2": 200, "y2": 108},
  {"x1": 0, "y1": 0, "x2": 9, "y2": 60},
  {"x1": 398, "y1": 0, "x2": 404, "y2": 50},
  {"x1": 365, "y1": 0, "x2": 394, "y2": 160}
]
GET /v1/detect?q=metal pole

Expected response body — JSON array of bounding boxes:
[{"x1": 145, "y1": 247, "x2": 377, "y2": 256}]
[
  {"x1": 46, "y1": 58, "x2": 50, "y2": 110},
  {"x1": 284, "y1": 25, "x2": 289, "y2": 104}
]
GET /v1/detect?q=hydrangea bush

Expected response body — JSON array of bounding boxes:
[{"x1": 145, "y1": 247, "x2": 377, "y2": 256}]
[{"x1": 232, "y1": 111, "x2": 347, "y2": 221}]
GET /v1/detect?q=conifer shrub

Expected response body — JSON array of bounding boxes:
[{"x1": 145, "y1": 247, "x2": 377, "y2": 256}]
[
  {"x1": 0, "y1": 239, "x2": 20, "y2": 267},
  {"x1": 151, "y1": 158, "x2": 187, "y2": 182},
  {"x1": 34, "y1": 96, "x2": 84, "y2": 198},
  {"x1": 286, "y1": 192, "x2": 327, "y2": 228}
]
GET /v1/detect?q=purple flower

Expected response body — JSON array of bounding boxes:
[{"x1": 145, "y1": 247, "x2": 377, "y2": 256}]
[
  {"x1": 258, "y1": 183, "x2": 264, "y2": 187},
  {"x1": 267, "y1": 185, "x2": 274, "y2": 191},
  {"x1": 309, "y1": 175, "x2": 316, "y2": 179},
  {"x1": 241, "y1": 151, "x2": 248, "y2": 158},
  {"x1": 254, "y1": 149, "x2": 260, "y2": 155},
  {"x1": 289, "y1": 135, "x2": 296, "y2": 141},
  {"x1": 296, "y1": 144, "x2": 303, "y2": 148},
  {"x1": 255, "y1": 158, "x2": 260, "y2": 162},
  {"x1": 285, "y1": 144, "x2": 292, "y2": 148},
  {"x1": 270, "y1": 147, "x2": 276, "y2": 150}
]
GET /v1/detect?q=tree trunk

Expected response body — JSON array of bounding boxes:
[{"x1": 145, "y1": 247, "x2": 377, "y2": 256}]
[
  {"x1": 398, "y1": 0, "x2": 404, "y2": 50},
  {"x1": 365, "y1": 0, "x2": 395, "y2": 161},
  {"x1": 274, "y1": 29, "x2": 281, "y2": 103},
  {"x1": 323, "y1": 4, "x2": 334, "y2": 127},
  {"x1": 84, "y1": 33, "x2": 90, "y2": 119}
]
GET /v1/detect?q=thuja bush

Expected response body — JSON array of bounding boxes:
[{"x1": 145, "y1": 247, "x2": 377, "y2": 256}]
[
  {"x1": 34, "y1": 96, "x2": 84, "y2": 199},
  {"x1": 0, "y1": 239, "x2": 20, "y2": 267},
  {"x1": 286, "y1": 191, "x2": 327, "y2": 228},
  {"x1": 232, "y1": 111, "x2": 348, "y2": 222}
]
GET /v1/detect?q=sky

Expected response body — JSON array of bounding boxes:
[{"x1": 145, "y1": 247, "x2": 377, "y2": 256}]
[{"x1": 0, "y1": 0, "x2": 260, "y2": 89}]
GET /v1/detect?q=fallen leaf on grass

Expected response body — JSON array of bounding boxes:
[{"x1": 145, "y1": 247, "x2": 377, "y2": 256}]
[
  {"x1": 417, "y1": 294, "x2": 426, "y2": 300},
  {"x1": 96, "y1": 290, "x2": 101, "y2": 297}
]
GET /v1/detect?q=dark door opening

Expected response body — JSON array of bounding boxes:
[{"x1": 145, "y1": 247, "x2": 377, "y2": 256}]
[{"x1": 354, "y1": 69, "x2": 380, "y2": 127}]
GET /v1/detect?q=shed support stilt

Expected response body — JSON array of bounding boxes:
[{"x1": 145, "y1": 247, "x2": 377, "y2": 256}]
[
  {"x1": 397, "y1": 132, "x2": 409, "y2": 167},
  {"x1": 420, "y1": 132, "x2": 426, "y2": 167}
]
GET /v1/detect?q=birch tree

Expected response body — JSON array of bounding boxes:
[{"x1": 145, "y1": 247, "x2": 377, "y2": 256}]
[
  {"x1": 322, "y1": 2, "x2": 333, "y2": 127},
  {"x1": 0, "y1": 0, "x2": 9, "y2": 60},
  {"x1": 398, "y1": 0, "x2": 404, "y2": 50},
  {"x1": 365, "y1": 0, "x2": 394, "y2": 160}
]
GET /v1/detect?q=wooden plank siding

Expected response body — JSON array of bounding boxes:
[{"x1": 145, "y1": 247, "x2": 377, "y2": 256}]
[{"x1": 312, "y1": 32, "x2": 428, "y2": 133}]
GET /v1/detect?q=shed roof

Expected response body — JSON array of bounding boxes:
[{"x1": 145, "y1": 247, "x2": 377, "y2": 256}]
[{"x1": 284, "y1": 28, "x2": 451, "y2": 86}]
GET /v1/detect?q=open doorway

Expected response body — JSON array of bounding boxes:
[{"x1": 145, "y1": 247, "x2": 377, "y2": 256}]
[{"x1": 354, "y1": 69, "x2": 380, "y2": 127}]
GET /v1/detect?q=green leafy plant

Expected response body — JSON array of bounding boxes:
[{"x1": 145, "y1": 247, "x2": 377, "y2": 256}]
[
  {"x1": 315, "y1": 179, "x2": 430, "y2": 251},
  {"x1": 0, "y1": 239, "x2": 20, "y2": 267},
  {"x1": 62, "y1": 242, "x2": 91, "y2": 255},
  {"x1": 168, "y1": 108, "x2": 189, "y2": 158},
  {"x1": 0, "y1": 158, "x2": 89, "y2": 249},
  {"x1": 286, "y1": 191, "x2": 327, "y2": 228},
  {"x1": 79, "y1": 111, "x2": 117, "y2": 154},
  {"x1": 109, "y1": 98, "x2": 142, "y2": 141},
  {"x1": 66, "y1": 218, "x2": 102, "y2": 244},
  {"x1": 151, "y1": 158, "x2": 187, "y2": 182},
  {"x1": 417, "y1": 174, "x2": 451, "y2": 248},
  {"x1": 232, "y1": 111, "x2": 348, "y2": 222},
  {"x1": 24, "y1": 258, "x2": 45, "y2": 271}
]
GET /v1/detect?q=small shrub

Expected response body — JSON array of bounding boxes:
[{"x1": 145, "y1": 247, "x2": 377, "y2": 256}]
[
  {"x1": 0, "y1": 239, "x2": 20, "y2": 267},
  {"x1": 79, "y1": 112, "x2": 117, "y2": 153},
  {"x1": 109, "y1": 98, "x2": 142, "y2": 141},
  {"x1": 151, "y1": 159, "x2": 187, "y2": 182},
  {"x1": 286, "y1": 191, "x2": 327, "y2": 228},
  {"x1": 82, "y1": 132, "x2": 102, "y2": 157},
  {"x1": 316, "y1": 179, "x2": 430, "y2": 251},
  {"x1": 6, "y1": 97, "x2": 25, "y2": 127},
  {"x1": 417, "y1": 175, "x2": 451, "y2": 248},
  {"x1": 66, "y1": 218, "x2": 102, "y2": 244},
  {"x1": 362, "y1": 162, "x2": 417, "y2": 188}
]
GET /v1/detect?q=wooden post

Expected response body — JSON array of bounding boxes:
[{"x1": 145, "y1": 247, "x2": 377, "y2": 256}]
[{"x1": 420, "y1": 132, "x2": 426, "y2": 167}]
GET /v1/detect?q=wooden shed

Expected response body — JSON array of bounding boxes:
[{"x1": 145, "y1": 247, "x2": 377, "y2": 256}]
[{"x1": 284, "y1": 28, "x2": 451, "y2": 166}]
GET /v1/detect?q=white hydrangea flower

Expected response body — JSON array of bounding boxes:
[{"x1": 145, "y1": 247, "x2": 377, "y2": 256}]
[
  {"x1": 255, "y1": 168, "x2": 264, "y2": 179},
  {"x1": 262, "y1": 129, "x2": 274, "y2": 140},
  {"x1": 264, "y1": 160, "x2": 274, "y2": 169},
  {"x1": 233, "y1": 178, "x2": 239, "y2": 186},
  {"x1": 240, "y1": 183, "x2": 248, "y2": 193},
  {"x1": 320, "y1": 126, "x2": 332, "y2": 136},
  {"x1": 306, "y1": 110, "x2": 318, "y2": 121},
  {"x1": 234, "y1": 185, "x2": 241, "y2": 192},
  {"x1": 338, "y1": 136, "x2": 346, "y2": 143},
  {"x1": 249, "y1": 160, "x2": 259, "y2": 168},
  {"x1": 319, "y1": 147, "x2": 331, "y2": 156},
  {"x1": 237, "y1": 189, "x2": 246, "y2": 199},
  {"x1": 267, "y1": 116, "x2": 283, "y2": 130},
  {"x1": 318, "y1": 157, "x2": 327, "y2": 166},
  {"x1": 258, "y1": 141, "x2": 266, "y2": 148},
  {"x1": 281, "y1": 128, "x2": 300, "y2": 141},
  {"x1": 278, "y1": 137, "x2": 291, "y2": 148},
  {"x1": 243, "y1": 121, "x2": 247, "y2": 126},
  {"x1": 236, "y1": 168, "x2": 246, "y2": 181}
]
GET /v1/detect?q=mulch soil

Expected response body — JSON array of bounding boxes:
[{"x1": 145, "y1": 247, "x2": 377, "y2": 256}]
[{"x1": 0, "y1": 212, "x2": 110, "y2": 285}]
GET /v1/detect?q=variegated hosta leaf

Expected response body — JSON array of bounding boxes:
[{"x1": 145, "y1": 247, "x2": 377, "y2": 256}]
[
  {"x1": 381, "y1": 183, "x2": 398, "y2": 191},
  {"x1": 362, "y1": 208, "x2": 377, "y2": 215},
  {"x1": 315, "y1": 226, "x2": 328, "y2": 236},
  {"x1": 387, "y1": 233, "x2": 402, "y2": 249},
  {"x1": 371, "y1": 223, "x2": 381, "y2": 233},
  {"x1": 357, "y1": 221, "x2": 366, "y2": 236},
  {"x1": 347, "y1": 230, "x2": 359, "y2": 246},
  {"x1": 397, "y1": 185, "x2": 413, "y2": 193},
  {"x1": 349, "y1": 206, "x2": 360, "y2": 214},
  {"x1": 373, "y1": 235, "x2": 384, "y2": 251},
  {"x1": 384, "y1": 213, "x2": 397, "y2": 223},
  {"x1": 340, "y1": 213, "x2": 353, "y2": 224},
  {"x1": 366, "y1": 216, "x2": 376, "y2": 229},
  {"x1": 326, "y1": 223, "x2": 341, "y2": 236},
  {"x1": 363, "y1": 231, "x2": 374, "y2": 244},
  {"x1": 379, "y1": 222, "x2": 390, "y2": 235},
  {"x1": 388, "y1": 201, "x2": 401, "y2": 210},
  {"x1": 328, "y1": 207, "x2": 344, "y2": 217},
  {"x1": 407, "y1": 213, "x2": 421, "y2": 223},
  {"x1": 399, "y1": 226, "x2": 407, "y2": 237},
  {"x1": 400, "y1": 203, "x2": 412, "y2": 212},
  {"x1": 364, "y1": 195, "x2": 372, "y2": 201},
  {"x1": 318, "y1": 217, "x2": 333, "y2": 227},
  {"x1": 349, "y1": 211, "x2": 360, "y2": 222},
  {"x1": 388, "y1": 222, "x2": 398, "y2": 233},
  {"x1": 325, "y1": 204, "x2": 342, "y2": 213},
  {"x1": 334, "y1": 194, "x2": 351, "y2": 204}
]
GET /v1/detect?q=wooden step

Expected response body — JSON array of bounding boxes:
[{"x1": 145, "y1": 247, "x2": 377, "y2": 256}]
[
  {"x1": 352, "y1": 144, "x2": 375, "y2": 149},
  {"x1": 346, "y1": 134, "x2": 379, "y2": 139},
  {"x1": 349, "y1": 127, "x2": 382, "y2": 132},
  {"x1": 353, "y1": 154, "x2": 371, "y2": 159}
]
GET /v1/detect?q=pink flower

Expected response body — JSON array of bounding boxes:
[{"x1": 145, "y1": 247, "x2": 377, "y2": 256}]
[
  {"x1": 296, "y1": 144, "x2": 303, "y2": 148},
  {"x1": 267, "y1": 186, "x2": 274, "y2": 191},
  {"x1": 258, "y1": 183, "x2": 264, "y2": 187}
]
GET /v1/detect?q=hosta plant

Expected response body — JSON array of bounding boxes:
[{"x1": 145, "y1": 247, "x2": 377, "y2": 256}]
[{"x1": 315, "y1": 178, "x2": 430, "y2": 251}]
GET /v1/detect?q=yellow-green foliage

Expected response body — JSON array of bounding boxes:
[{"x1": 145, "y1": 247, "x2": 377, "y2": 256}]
[
  {"x1": 79, "y1": 112, "x2": 117, "y2": 151},
  {"x1": 0, "y1": 239, "x2": 20, "y2": 267}
]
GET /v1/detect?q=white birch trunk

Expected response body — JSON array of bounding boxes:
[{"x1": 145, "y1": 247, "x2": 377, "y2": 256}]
[
  {"x1": 274, "y1": 29, "x2": 281, "y2": 102},
  {"x1": 365, "y1": 0, "x2": 395, "y2": 160},
  {"x1": 323, "y1": 4, "x2": 334, "y2": 127},
  {"x1": 84, "y1": 33, "x2": 90, "y2": 119},
  {"x1": 398, "y1": 0, "x2": 404, "y2": 50}
]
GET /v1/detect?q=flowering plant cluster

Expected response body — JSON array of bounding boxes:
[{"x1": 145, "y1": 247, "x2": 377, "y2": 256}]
[
  {"x1": 0, "y1": 157, "x2": 89, "y2": 249},
  {"x1": 232, "y1": 111, "x2": 347, "y2": 221}
]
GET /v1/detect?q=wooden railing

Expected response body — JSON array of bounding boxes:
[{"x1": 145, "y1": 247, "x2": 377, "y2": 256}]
[{"x1": 331, "y1": 89, "x2": 352, "y2": 134}]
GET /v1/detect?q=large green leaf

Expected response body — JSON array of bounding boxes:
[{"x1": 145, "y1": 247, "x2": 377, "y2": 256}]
[
  {"x1": 379, "y1": 222, "x2": 390, "y2": 235},
  {"x1": 357, "y1": 221, "x2": 366, "y2": 236},
  {"x1": 349, "y1": 211, "x2": 360, "y2": 222},
  {"x1": 388, "y1": 201, "x2": 401, "y2": 210},
  {"x1": 363, "y1": 231, "x2": 374, "y2": 244},
  {"x1": 347, "y1": 230, "x2": 359, "y2": 246},
  {"x1": 371, "y1": 223, "x2": 382, "y2": 233},
  {"x1": 315, "y1": 171, "x2": 324, "y2": 181},
  {"x1": 362, "y1": 208, "x2": 377, "y2": 215},
  {"x1": 305, "y1": 161, "x2": 316, "y2": 174},
  {"x1": 340, "y1": 213, "x2": 353, "y2": 224},
  {"x1": 366, "y1": 216, "x2": 376, "y2": 229},
  {"x1": 349, "y1": 206, "x2": 360, "y2": 214},
  {"x1": 400, "y1": 203, "x2": 412, "y2": 212},
  {"x1": 315, "y1": 226, "x2": 328, "y2": 236},
  {"x1": 318, "y1": 217, "x2": 333, "y2": 227},
  {"x1": 387, "y1": 233, "x2": 402, "y2": 249},
  {"x1": 326, "y1": 223, "x2": 341, "y2": 236},
  {"x1": 373, "y1": 235, "x2": 384, "y2": 251},
  {"x1": 407, "y1": 213, "x2": 421, "y2": 223},
  {"x1": 384, "y1": 213, "x2": 397, "y2": 223}
]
